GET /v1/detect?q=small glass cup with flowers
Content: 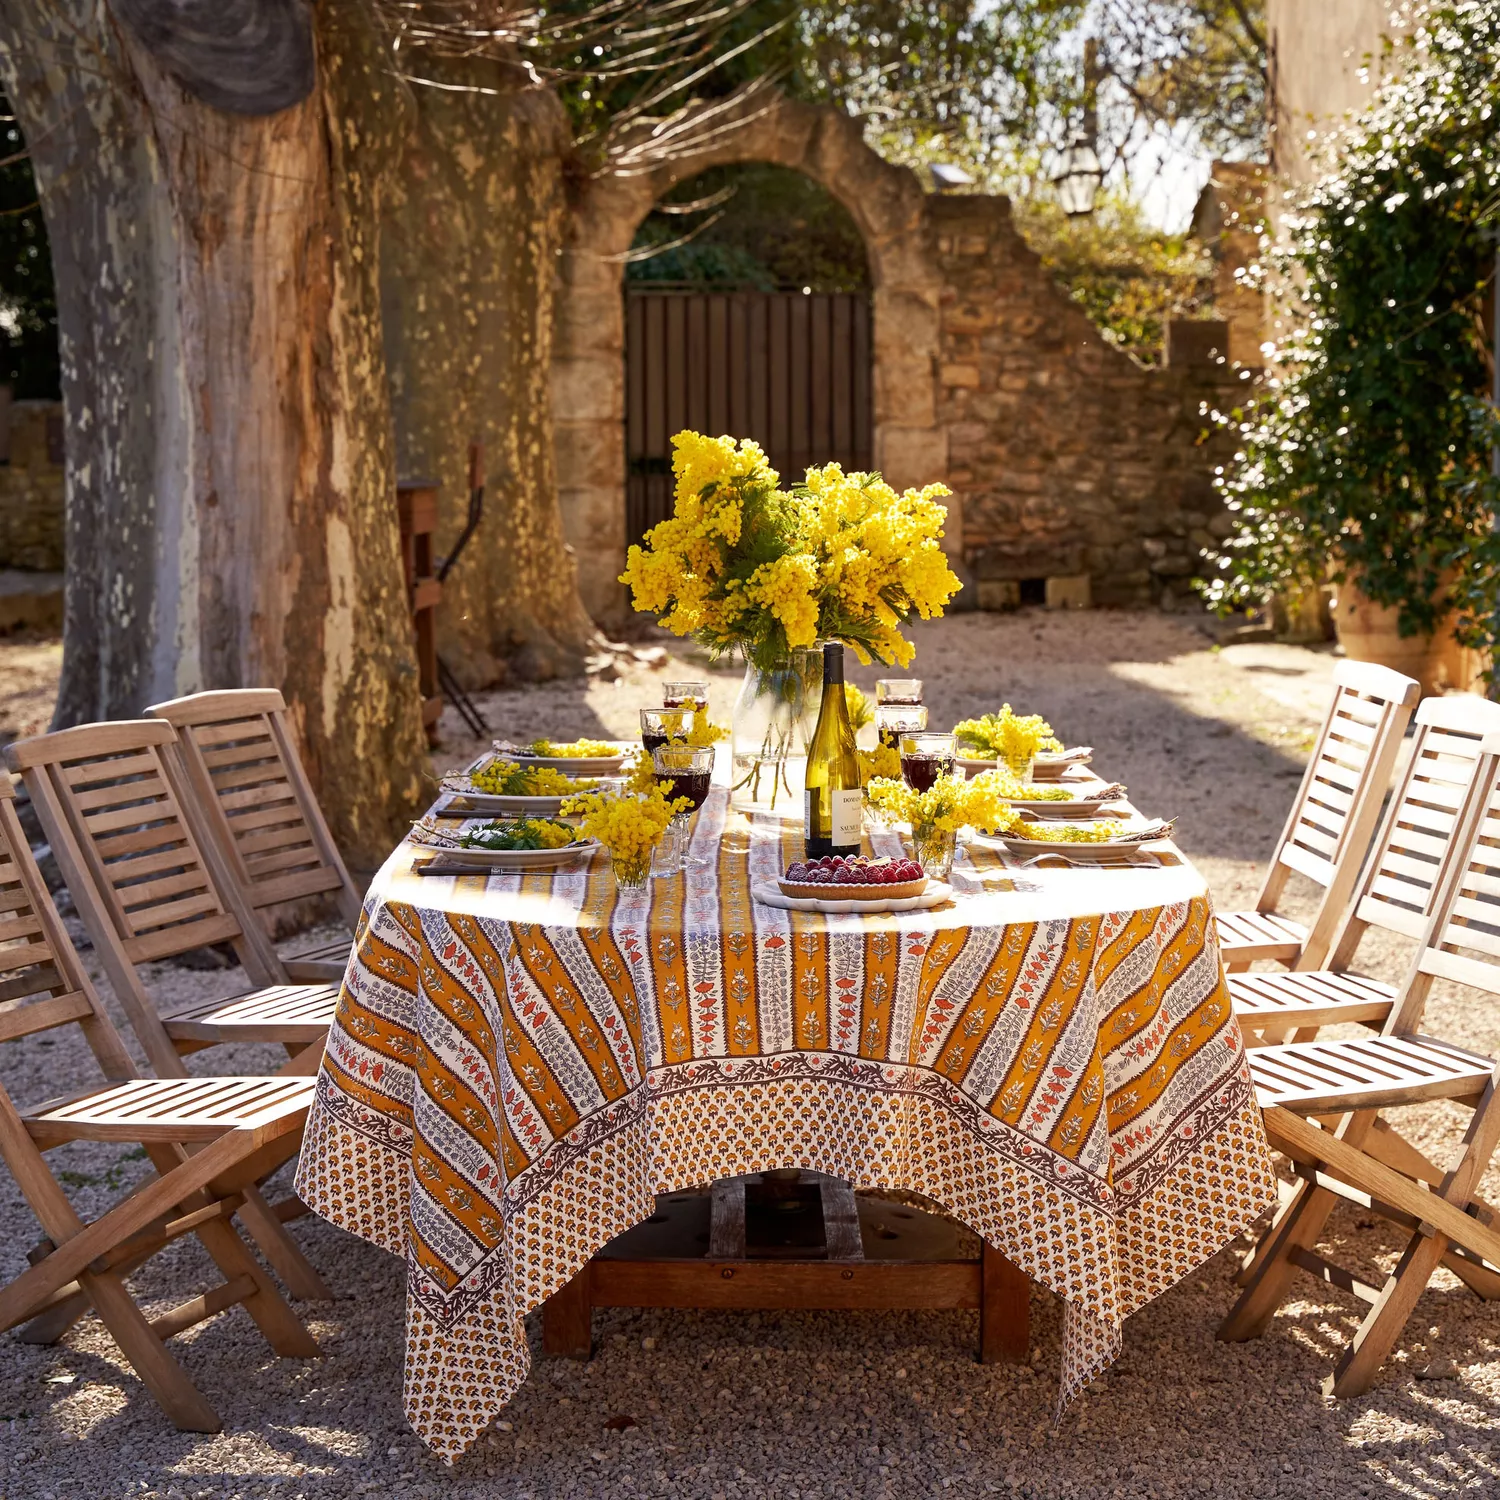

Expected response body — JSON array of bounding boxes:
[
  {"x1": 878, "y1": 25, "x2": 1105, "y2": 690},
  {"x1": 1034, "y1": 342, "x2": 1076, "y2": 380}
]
[
  {"x1": 864, "y1": 770, "x2": 1010, "y2": 879},
  {"x1": 952, "y1": 707, "x2": 1062, "y2": 784},
  {"x1": 562, "y1": 761, "x2": 688, "y2": 890}
]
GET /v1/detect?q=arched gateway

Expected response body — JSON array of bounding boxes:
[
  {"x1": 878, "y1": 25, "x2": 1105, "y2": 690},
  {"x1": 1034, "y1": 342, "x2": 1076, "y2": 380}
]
[{"x1": 553, "y1": 95, "x2": 951, "y2": 628}]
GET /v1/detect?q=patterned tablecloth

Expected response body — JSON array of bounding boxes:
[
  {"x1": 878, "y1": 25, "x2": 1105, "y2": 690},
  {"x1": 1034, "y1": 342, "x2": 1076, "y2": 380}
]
[{"x1": 296, "y1": 787, "x2": 1278, "y2": 1460}]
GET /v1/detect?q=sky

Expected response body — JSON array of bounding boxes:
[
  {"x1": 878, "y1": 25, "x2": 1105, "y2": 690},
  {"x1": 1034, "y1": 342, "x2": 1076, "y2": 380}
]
[{"x1": 1129, "y1": 119, "x2": 1216, "y2": 231}]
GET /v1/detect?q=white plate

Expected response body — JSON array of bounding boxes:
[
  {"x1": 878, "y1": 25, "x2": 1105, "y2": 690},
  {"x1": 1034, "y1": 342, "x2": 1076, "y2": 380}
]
[
  {"x1": 751, "y1": 879, "x2": 954, "y2": 913},
  {"x1": 979, "y1": 820, "x2": 1174, "y2": 862},
  {"x1": 488, "y1": 742, "x2": 632, "y2": 776},
  {"x1": 958, "y1": 748, "x2": 1094, "y2": 780},
  {"x1": 435, "y1": 787, "x2": 570, "y2": 817},
  {"x1": 1034, "y1": 747, "x2": 1094, "y2": 779},
  {"x1": 409, "y1": 840, "x2": 599, "y2": 872},
  {"x1": 1003, "y1": 783, "x2": 1127, "y2": 820}
]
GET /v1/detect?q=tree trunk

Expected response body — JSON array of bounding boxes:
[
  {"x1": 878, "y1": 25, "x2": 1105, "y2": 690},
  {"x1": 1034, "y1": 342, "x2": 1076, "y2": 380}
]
[
  {"x1": 380, "y1": 54, "x2": 602, "y2": 686},
  {"x1": 0, "y1": 2, "x2": 429, "y2": 866}
]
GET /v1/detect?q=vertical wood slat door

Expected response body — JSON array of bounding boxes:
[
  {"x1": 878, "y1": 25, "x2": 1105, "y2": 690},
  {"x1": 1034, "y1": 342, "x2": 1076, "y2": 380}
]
[{"x1": 625, "y1": 289, "x2": 873, "y2": 549}]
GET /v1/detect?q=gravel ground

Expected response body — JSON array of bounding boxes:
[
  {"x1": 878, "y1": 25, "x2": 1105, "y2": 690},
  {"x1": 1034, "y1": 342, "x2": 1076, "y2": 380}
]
[{"x1": 2, "y1": 609, "x2": 1498, "y2": 1500}]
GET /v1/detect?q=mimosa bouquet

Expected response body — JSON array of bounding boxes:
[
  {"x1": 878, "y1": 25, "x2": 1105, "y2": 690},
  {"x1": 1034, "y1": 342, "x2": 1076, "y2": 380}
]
[
  {"x1": 953, "y1": 707, "x2": 1062, "y2": 777},
  {"x1": 561, "y1": 766, "x2": 689, "y2": 887},
  {"x1": 620, "y1": 431, "x2": 962, "y2": 673},
  {"x1": 865, "y1": 770, "x2": 1011, "y2": 876}
]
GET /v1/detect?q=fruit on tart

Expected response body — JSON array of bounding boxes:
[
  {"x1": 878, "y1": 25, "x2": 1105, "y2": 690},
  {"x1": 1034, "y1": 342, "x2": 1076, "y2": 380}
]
[{"x1": 778, "y1": 854, "x2": 928, "y2": 901}]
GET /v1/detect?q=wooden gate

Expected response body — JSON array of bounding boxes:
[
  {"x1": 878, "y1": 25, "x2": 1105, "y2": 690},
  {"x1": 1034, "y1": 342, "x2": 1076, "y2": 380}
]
[{"x1": 625, "y1": 288, "x2": 873, "y2": 548}]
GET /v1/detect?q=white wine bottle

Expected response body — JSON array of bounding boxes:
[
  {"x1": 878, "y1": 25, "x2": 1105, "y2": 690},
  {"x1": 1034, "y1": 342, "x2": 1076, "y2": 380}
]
[{"x1": 804, "y1": 642, "x2": 862, "y2": 858}]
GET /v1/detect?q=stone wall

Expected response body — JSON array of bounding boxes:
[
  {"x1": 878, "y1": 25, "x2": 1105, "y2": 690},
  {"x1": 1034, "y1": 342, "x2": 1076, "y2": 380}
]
[
  {"x1": 0, "y1": 397, "x2": 65, "y2": 572},
  {"x1": 928, "y1": 195, "x2": 1246, "y2": 610},
  {"x1": 556, "y1": 94, "x2": 1250, "y2": 624}
]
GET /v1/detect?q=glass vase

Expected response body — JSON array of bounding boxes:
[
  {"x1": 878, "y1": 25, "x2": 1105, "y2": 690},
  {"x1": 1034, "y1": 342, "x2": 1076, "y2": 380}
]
[
  {"x1": 910, "y1": 824, "x2": 956, "y2": 880},
  {"x1": 612, "y1": 851, "x2": 653, "y2": 891},
  {"x1": 1004, "y1": 751, "x2": 1035, "y2": 785},
  {"x1": 730, "y1": 647, "x2": 821, "y2": 815}
]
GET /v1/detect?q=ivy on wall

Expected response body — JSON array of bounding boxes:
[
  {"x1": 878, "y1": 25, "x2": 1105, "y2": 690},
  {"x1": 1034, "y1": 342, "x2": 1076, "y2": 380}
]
[{"x1": 1201, "y1": 0, "x2": 1500, "y2": 655}]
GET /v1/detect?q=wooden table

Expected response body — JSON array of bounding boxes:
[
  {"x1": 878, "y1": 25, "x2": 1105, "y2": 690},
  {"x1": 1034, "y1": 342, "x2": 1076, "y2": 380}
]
[
  {"x1": 542, "y1": 1167, "x2": 1028, "y2": 1363},
  {"x1": 297, "y1": 785, "x2": 1278, "y2": 1460}
]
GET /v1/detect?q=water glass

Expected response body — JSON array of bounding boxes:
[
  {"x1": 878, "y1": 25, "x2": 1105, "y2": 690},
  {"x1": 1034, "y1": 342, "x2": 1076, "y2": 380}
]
[
  {"x1": 641, "y1": 707, "x2": 694, "y2": 759},
  {"x1": 663, "y1": 680, "x2": 712, "y2": 710},
  {"x1": 876, "y1": 703, "x2": 928, "y2": 750},
  {"x1": 876, "y1": 678, "x2": 923, "y2": 706}
]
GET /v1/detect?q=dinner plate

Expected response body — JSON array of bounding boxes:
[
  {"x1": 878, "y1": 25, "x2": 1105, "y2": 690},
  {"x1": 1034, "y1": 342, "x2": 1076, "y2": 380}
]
[
  {"x1": 488, "y1": 741, "x2": 632, "y2": 777},
  {"x1": 1002, "y1": 783, "x2": 1127, "y2": 820},
  {"x1": 957, "y1": 747, "x2": 1095, "y2": 780},
  {"x1": 407, "y1": 839, "x2": 598, "y2": 872},
  {"x1": 977, "y1": 819, "x2": 1174, "y2": 862},
  {"x1": 408, "y1": 814, "x2": 596, "y2": 870},
  {"x1": 437, "y1": 790, "x2": 570, "y2": 817},
  {"x1": 751, "y1": 879, "x2": 953, "y2": 914}
]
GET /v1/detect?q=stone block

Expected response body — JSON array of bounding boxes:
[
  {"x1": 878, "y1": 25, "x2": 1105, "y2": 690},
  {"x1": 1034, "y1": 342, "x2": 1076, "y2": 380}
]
[
  {"x1": 552, "y1": 355, "x2": 621, "y2": 421},
  {"x1": 976, "y1": 579, "x2": 1020, "y2": 611},
  {"x1": 876, "y1": 426, "x2": 949, "y2": 490},
  {"x1": 940, "y1": 363, "x2": 981, "y2": 389},
  {"x1": 1045, "y1": 574, "x2": 1091, "y2": 610},
  {"x1": 1165, "y1": 319, "x2": 1230, "y2": 368},
  {"x1": 0, "y1": 569, "x2": 63, "y2": 632}
]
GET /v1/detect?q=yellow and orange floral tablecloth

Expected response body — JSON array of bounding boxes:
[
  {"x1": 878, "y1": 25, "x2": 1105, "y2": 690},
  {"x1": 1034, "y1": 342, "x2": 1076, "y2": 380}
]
[{"x1": 296, "y1": 787, "x2": 1277, "y2": 1460}]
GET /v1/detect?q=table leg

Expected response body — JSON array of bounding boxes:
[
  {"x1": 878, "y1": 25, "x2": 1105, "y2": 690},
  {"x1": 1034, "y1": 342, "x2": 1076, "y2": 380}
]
[
  {"x1": 979, "y1": 1243, "x2": 1029, "y2": 1363},
  {"x1": 542, "y1": 1267, "x2": 592, "y2": 1359}
]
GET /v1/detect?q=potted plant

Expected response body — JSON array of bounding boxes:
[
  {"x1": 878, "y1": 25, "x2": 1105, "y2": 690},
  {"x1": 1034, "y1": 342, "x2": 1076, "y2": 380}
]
[{"x1": 1202, "y1": 0, "x2": 1500, "y2": 694}]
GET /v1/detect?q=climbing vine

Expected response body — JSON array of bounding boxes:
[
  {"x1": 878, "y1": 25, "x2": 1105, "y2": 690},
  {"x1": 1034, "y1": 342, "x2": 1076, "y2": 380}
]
[{"x1": 1201, "y1": 0, "x2": 1500, "y2": 659}]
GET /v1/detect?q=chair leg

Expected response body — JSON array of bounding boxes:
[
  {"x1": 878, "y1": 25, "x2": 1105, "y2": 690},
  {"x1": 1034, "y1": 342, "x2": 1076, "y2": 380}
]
[
  {"x1": 81, "y1": 1268, "x2": 221, "y2": 1432},
  {"x1": 17, "y1": 1287, "x2": 92, "y2": 1344},
  {"x1": 236, "y1": 1186, "x2": 332, "y2": 1302},
  {"x1": 1219, "y1": 1175, "x2": 1343, "y2": 1341},
  {"x1": 192, "y1": 1217, "x2": 320, "y2": 1360},
  {"x1": 1324, "y1": 1230, "x2": 1449, "y2": 1399}
]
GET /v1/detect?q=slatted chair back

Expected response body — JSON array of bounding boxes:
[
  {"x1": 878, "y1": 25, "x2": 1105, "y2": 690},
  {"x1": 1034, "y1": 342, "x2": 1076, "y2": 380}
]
[
  {"x1": 1323, "y1": 693, "x2": 1500, "y2": 968},
  {"x1": 1389, "y1": 730, "x2": 1500, "y2": 1031},
  {"x1": 0, "y1": 774, "x2": 135, "y2": 1081},
  {"x1": 145, "y1": 689, "x2": 362, "y2": 933},
  {"x1": 4, "y1": 721, "x2": 285, "y2": 1078},
  {"x1": 1254, "y1": 658, "x2": 1420, "y2": 969}
]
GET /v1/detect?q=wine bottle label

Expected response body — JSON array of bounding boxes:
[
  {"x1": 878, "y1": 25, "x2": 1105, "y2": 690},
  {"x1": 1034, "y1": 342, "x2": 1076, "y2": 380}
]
[{"x1": 832, "y1": 788, "x2": 863, "y2": 845}]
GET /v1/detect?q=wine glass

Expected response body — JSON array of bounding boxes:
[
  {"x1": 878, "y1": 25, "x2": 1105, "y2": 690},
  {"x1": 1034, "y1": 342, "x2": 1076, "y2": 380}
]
[
  {"x1": 876, "y1": 678, "x2": 924, "y2": 706},
  {"x1": 663, "y1": 679, "x2": 712, "y2": 710},
  {"x1": 653, "y1": 743, "x2": 716, "y2": 868},
  {"x1": 900, "y1": 731, "x2": 956, "y2": 792},
  {"x1": 876, "y1": 703, "x2": 928, "y2": 750},
  {"x1": 641, "y1": 706, "x2": 694, "y2": 760}
]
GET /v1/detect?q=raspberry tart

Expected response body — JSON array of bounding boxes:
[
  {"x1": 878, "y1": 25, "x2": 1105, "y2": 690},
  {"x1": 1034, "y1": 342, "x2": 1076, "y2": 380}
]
[{"x1": 778, "y1": 854, "x2": 928, "y2": 902}]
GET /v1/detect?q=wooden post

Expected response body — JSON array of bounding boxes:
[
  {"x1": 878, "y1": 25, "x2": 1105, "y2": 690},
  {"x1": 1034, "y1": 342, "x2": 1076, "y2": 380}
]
[
  {"x1": 979, "y1": 1242, "x2": 1029, "y2": 1363},
  {"x1": 541, "y1": 1267, "x2": 592, "y2": 1359},
  {"x1": 396, "y1": 480, "x2": 443, "y2": 745}
]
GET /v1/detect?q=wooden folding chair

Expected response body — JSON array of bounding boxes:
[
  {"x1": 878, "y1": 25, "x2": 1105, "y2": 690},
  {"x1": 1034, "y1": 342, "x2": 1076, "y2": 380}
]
[
  {"x1": 1216, "y1": 659, "x2": 1420, "y2": 972},
  {"x1": 4, "y1": 720, "x2": 340, "y2": 1300},
  {"x1": 1230, "y1": 694, "x2": 1500, "y2": 1043},
  {"x1": 145, "y1": 690, "x2": 362, "y2": 983},
  {"x1": 1219, "y1": 730, "x2": 1500, "y2": 1396},
  {"x1": 0, "y1": 773, "x2": 320, "y2": 1432}
]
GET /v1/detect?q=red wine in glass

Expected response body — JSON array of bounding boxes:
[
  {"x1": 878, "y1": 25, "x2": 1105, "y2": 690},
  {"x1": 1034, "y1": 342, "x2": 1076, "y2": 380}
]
[
  {"x1": 641, "y1": 730, "x2": 670, "y2": 759},
  {"x1": 660, "y1": 768, "x2": 712, "y2": 812},
  {"x1": 901, "y1": 752, "x2": 952, "y2": 793}
]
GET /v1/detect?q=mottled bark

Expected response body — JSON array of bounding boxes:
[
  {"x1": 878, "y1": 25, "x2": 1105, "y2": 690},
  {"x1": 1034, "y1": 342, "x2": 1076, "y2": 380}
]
[
  {"x1": 0, "y1": 2, "x2": 428, "y2": 865},
  {"x1": 381, "y1": 55, "x2": 601, "y2": 685}
]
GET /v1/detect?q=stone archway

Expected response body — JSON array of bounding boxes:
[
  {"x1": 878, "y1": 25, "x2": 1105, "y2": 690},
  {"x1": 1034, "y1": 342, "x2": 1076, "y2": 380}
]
[{"x1": 553, "y1": 94, "x2": 951, "y2": 628}]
